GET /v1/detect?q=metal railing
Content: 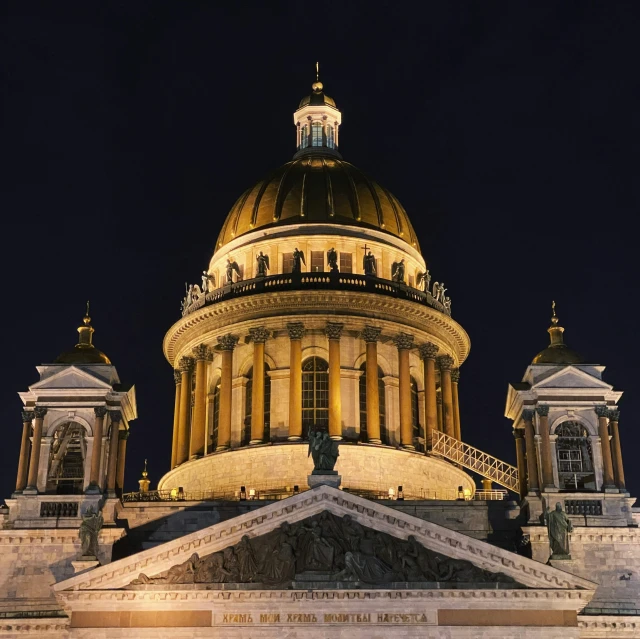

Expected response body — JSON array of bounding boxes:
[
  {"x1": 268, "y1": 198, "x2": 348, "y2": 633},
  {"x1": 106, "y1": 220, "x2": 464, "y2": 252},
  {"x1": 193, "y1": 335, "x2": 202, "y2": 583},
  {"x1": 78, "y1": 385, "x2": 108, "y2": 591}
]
[
  {"x1": 431, "y1": 431, "x2": 520, "y2": 493},
  {"x1": 474, "y1": 489, "x2": 508, "y2": 501},
  {"x1": 182, "y1": 272, "x2": 451, "y2": 318}
]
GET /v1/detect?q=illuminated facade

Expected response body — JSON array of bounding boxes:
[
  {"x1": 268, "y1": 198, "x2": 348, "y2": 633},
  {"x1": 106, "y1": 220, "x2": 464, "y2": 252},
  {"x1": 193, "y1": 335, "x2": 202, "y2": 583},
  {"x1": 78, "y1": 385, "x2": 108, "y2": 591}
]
[{"x1": 1, "y1": 76, "x2": 639, "y2": 638}]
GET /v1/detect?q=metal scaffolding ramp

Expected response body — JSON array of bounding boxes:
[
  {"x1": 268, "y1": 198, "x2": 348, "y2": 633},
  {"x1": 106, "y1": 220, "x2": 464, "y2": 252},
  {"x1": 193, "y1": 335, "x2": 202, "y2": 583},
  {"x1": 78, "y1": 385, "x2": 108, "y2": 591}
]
[{"x1": 431, "y1": 430, "x2": 520, "y2": 493}]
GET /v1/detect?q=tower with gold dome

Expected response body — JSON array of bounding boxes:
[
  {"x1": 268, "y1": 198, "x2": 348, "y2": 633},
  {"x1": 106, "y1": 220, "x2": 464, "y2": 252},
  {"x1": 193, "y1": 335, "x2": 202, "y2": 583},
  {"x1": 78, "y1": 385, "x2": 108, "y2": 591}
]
[{"x1": 158, "y1": 76, "x2": 473, "y2": 500}]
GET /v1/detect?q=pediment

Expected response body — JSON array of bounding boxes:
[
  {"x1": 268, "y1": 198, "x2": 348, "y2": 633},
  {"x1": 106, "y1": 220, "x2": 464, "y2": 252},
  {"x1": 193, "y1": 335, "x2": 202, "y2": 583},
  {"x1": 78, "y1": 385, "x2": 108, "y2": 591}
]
[
  {"x1": 531, "y1": 366, "x2": 612, "y2": 391},
  {"x1": 54, "y1": 486, "x2": 596, "y2": 593},
  {"x1": 30, "y1": 366, "x2": 114, "y2": 391}
]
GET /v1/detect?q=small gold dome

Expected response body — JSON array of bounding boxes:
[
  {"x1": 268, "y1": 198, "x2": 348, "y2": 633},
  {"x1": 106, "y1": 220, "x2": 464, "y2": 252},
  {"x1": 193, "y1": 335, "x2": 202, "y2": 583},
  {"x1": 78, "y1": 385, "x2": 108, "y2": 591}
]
[
  {"x1": 532, "y1": 302, "x2": 583, "y2": 365},
  {"x1": 216, "y1": 156, "x2": 420, "y2": 252},
  {"x1": 55, "y1": 310, "x2": 111, "y2": 365},
  {"x1": 299, "y1": 84, "x2": 336, "y2": 108}
]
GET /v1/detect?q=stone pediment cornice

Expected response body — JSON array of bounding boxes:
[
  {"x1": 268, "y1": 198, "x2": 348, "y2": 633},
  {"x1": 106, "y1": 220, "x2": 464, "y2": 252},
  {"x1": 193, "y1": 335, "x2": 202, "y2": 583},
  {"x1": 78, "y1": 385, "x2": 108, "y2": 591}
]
[
  {"x1": 530, "y1": 366, "x2": 614, "y2": 391},
  {"x1": 163, "y1": 291, "x2": 470, "y2": 367},
  {"x1": 29, "y1": 366, "x2": 115, "y2": 391},
  {"x1": 54, "y1": 487, "x2": 596, "y2": 593}
]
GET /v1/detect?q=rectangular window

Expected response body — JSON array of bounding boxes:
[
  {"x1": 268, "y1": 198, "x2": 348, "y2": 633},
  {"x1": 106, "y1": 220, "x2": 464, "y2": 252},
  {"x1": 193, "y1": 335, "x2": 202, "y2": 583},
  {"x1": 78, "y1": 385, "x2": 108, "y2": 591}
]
[
  {"x1": 283, "y1": 252, "x2": 294, "y2": 274},
  {"x1": 312, "y1": 122, "x2": 323, "y2": 147},
  {"x1": 339, "y1": 252, "x2": 353, "y2": 273},
  {"x1": 311, "y1": 251, "x2": 324, "y2": 273}
]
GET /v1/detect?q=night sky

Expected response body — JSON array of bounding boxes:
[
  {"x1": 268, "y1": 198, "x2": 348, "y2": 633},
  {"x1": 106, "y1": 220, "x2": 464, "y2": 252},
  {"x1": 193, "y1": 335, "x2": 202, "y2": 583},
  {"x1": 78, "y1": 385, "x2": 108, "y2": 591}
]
[{"x1": 2, "y1": 2, "x2": 639, "y2": 497}]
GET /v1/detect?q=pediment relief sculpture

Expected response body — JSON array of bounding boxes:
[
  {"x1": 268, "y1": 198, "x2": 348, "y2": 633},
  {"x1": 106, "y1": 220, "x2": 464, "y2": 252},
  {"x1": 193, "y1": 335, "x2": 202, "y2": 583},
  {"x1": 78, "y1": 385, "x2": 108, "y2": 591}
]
[{"x1": 129, "y1": 512, "x2": 518, "y2": 588}]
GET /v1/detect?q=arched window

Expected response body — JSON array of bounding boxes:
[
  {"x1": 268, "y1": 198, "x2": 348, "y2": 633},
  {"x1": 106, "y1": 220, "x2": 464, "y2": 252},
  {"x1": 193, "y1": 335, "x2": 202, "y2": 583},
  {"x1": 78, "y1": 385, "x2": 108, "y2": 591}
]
[
  {"x1": 410, "y1": 377, "x2": 421, "y2": 445},
  {"x1": 311, "y1": 122, "x2": 323, "y2": 147},
  {"x1": 359, "y1": 363, "x2": 387, "y2": 443},
  {"x1": 555, "y1": 421, "x2": 595, "y2": 490},
  {"x1": 211, "y1": 383, "x2": 220, "y2": 451},
  {"x1": 326, "y1": 124, "x2": 335, "y2": 148},
  {"x1": 243, "y1": 364, "x2": 272, "y2": 445},
  {"x1": 302, "y1": 357, "x2": 329, "y2": 438},
  {"x1": 48, "y1": 422, "x2": 87, "y2": 494}
]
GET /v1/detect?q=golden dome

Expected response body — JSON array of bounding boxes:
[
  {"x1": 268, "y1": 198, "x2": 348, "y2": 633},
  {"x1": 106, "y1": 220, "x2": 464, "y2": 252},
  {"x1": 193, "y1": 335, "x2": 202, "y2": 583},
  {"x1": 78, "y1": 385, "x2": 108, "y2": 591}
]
[
  {"x1": 215, "y1": 155, "x2": 421, "y2": 251},
  {"x1": 55, "y1": 310, "x2": 111, "y2": 365},
  {"x1": 298, "y1": 83, "x2": 337, "y2": 108},
  {"x1": 532, "y1": 302, "x2": 583, "y2": 365}
]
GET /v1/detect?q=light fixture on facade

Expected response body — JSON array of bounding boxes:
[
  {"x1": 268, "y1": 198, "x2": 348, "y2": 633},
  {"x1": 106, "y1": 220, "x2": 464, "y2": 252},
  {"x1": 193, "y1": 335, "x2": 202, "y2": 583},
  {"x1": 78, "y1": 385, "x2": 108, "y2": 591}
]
[
  {"x1": 397, "y1": 485, "x2": 404, "y2": 501},
  {"x1": 388, "y1": 487, "x2": 396, "y2": 499},
  {"x1": 239, "y1": 485, "x2": 246, "y2": 501},
  {"x1": 249, "y1": 488, "x2": 256, "y2": 500}
]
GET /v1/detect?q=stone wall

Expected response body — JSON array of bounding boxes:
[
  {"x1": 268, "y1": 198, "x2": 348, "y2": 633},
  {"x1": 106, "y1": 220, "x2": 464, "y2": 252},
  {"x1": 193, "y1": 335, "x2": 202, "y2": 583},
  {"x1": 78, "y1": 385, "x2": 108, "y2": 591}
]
[{"x1": 157, "y1": 443, "x2": 475, "y2": 500}]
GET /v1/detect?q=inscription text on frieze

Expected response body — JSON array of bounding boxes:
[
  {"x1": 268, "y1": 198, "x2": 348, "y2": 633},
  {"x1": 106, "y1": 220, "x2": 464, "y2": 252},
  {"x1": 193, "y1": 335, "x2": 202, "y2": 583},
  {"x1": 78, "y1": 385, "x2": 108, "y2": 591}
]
[{"x1": 217, "y1": 611, "x2": 435, "y2": 626}]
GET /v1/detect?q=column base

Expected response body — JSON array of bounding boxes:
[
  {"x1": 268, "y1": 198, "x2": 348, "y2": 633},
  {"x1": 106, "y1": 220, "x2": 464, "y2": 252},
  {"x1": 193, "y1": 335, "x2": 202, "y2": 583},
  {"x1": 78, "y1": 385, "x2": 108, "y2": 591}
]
[
  {"x1": 287, "y1": 436, "x2": 302, "y2": 441},
  {"x1": 330, "y1": 435, "x2": 343, "y2": 441},
  {"x1": 85, "y1": 485, "x2": 102, "y2": 495},
  {"x1": 249, "y1": 439, "x2": 264, "y2": 445},
  {"x1": 216, "y1": 445, "x2": 230, "y2": 452},
  {"x1": 368, "y1": 438, "x2": 381, "y2": 444},
  {"x1": 189, "y1": 454, "x2": 202, "y2": 460},
  {"x1": 604, "y1": 486, "x2": 620, "y2": 493},
  {"x1": 401, "y1": 444, "x2": 415, "y2": 451},
  {"x1": 542, "y1": 486, "x2": 559, "y2": 492},
  {"x1": 308, "y1": 473, "x2": 341, "y2": 490},
  {"x1": 22, "y1": 487, "x2": 38, "y2": 496}
]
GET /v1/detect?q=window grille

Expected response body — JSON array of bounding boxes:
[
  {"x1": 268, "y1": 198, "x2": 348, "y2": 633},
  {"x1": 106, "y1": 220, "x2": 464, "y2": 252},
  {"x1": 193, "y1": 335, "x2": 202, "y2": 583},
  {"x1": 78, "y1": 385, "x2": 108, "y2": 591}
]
[
  {"x1": 339, "y1": 252, "x2": 353, "y2": 273},
  {"x1": 310, "y1": 251, "x2": 324, "y2": 272},
  {"x1": 555, "y1": 421, "x2": 595, "y2": 490},
  {"x1": 326, "y1": 125, "x2": 335, "y2": 148},
  {"x1": 311, "y1": 122, "x2": 323, "y2": 147},
  {"x1": 282, "y1": 253, "x2": 294, "y2": 274},
  {"x1": 48, "y1": 423, "x2": 86, "y2": 495},
  {"x1": 302, "y1": 357, "x2": 329, "y2": 438},
  {"x1": 300, "y1": 124, "x2": 309, "y2": 149}
]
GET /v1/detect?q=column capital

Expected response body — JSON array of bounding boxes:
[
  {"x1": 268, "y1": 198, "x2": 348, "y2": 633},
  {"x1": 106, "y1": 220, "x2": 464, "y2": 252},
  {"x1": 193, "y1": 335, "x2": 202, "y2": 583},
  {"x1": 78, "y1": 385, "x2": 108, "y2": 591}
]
[
  {"x1": 521, "y1": 409, "x2": 535, "y2": 422},
  {"x1": 248, "y1": 327, "x2": 271, "y2": 344},
  {"x1": 173, "y1": 370, "x2": 182, "y2": 385},
  {"x1": 608, "y1": 409, "x2": 620, "y2": 422},
  {"x1": 450, "y1": 368, "x2": 460, "y2": 383},
  {"x1": 513, "y1": 428, "x2": 525, "y2": 439},
  {"x1": 419, "y1": 342, "x2": 439, "y2": 360},
  {"x1": 393, "y1": 332, "x2": 414, "y2": 350},
  {"x1": 536, "y1": 404, "x2": 550, "y2": 417},
  {"x1": 110, "y1": 411, "x2": 122, "y2": 424},
  {"x1": 287, "y1": 322, "x2": 305, "y2": 340},
  {"x1": 34, "y1": 407, "x2": 47, "y2": 419},
  {"x1": 119, "y1": 429, "x2": 129, "y2": 441},
  {"x1": 192, "y1": 344, "x2": 213, "y2": 361},
  {"x1": 94, "y1": 406, "x2": 108, "y2": 418},
  {"x1": 217, "y1": 334, "x2": 239, "y2": 351},
  {"x1": 178, "y1": 356, "x2": 195, "y2": 373},
  {"x1": 21, "y1": 410, "x2": 35, "y2": 423},
  {"x1": 360, "y1": 325, "x2": 382, "y2": 343},
  {"x1": 325, "y1": 322, "x2": 344, "y2": 341},
  {"x1": 437, "y1": 354, "x2": 454, "y2": 370},
  {"x1": 595, "y1": 405, "x2": 610, "y2": 419}
]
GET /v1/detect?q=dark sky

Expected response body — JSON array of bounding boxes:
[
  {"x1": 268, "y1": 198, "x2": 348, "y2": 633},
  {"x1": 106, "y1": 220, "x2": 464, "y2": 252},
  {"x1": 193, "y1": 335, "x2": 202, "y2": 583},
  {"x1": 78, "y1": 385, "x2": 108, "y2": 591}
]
[{"x1": 1, "y1": 1, "x2": 639, "y2": 497}]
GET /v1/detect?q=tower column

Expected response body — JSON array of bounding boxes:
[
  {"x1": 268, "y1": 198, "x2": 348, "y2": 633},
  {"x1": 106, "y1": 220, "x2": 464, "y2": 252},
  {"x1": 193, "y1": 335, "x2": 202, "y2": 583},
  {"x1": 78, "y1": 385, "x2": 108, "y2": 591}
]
[
  {"x1": 596, "y1": 406, "x2": 616, "y2": 489},
  {"x1": 361, "y1": 326, "x2": 382, "y2": 444},
  {"x1": 394, "y1": 333, "x2": 415, "y2": 449},
  {"x1": 325, "y1": 323, "x2": 344, "y2": 439},
  {"x1": 522, "y1": 409, "x2": 540, "y2": 494},
  {"x1": 116, "y1": 430, "x2": 128, "y2": 495},
  {"x1": 438, "y1": 355, "x2": 455, "y2": 437},
  {"x1": 88, "y1": 407, "x2": 107, "y2": 491},
  {"x1": 191, "y1": 345, "x2": 213, "y2": 458},
  {"x1": 170, "y1": 370, "x2": 181, "y2": 469},
  {"x1": 26, "y1": 407, "x2": 46, "y2": 492},
  {"x1": 536, "y1": 405, "x2": 555, "y2": 490},
  {"x1": 419, "y1": 343, "x2": 438, "y2": 450},
  {"x1": 217, "y1": 334, "x2": 239, "y2": 450},
  {"x1": 514, "y1": 428, "x2": 527, "y2": 499},
  {"x1": 249, "y1": 327, "x2": 271, "y2": 444},
  {"x1": 451, "y1": 368, "x2": 461, "y2": 440},
  {"x1": 106, "y1": 411, "x2": 121, "y2": 496},
  {"x1": 15, "y1": 411, "x2": 34, "y2": 493},
  {"x1": 176, "y1": 356, "x2": 194, "y2": 465},
  {"x1": 608, "y1": 410, "x2": 625, "y2": 490},
  {"x1": 287, "y1": 323, "x2": 305, "y2": 441}
]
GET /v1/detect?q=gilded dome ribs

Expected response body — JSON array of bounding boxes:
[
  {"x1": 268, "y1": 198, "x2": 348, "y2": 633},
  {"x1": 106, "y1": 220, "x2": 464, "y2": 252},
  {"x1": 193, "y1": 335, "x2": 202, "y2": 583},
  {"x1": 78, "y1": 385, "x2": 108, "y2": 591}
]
[
  {"x1": 230, "y1": 187, "x2": 253, "y2": 241},
  {"x1": 339, "y1": 160, "x2": 362, "y2": 222},
  {"x1": 322, "y1": 158, "x2": 335, "y2": 217},
  {"x1": 273, "y1": 161, "x2": 296, "y2": 222}
]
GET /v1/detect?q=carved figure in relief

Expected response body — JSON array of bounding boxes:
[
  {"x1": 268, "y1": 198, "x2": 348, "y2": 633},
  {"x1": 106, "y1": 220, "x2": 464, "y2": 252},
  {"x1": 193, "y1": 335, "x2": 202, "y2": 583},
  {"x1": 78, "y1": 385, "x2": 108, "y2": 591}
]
[
  {"x1": 256, "y1": 251, "x2": 270, "y2": 277},
  {"x1": 327, "y1": 247, "x2": 338, "y2": 272},
  {"x1": 292, "y1": 248, "x2": 306, "y2": 273},
  {"x1": 195, "y1": 552, "x2": 229, "y2": 583},
  {"x1": 79, "y1": 506, "x2": 103, "y2": 558},
  {"x1": 363, "y1": 251, "x2": 377, "y2": 276},
  {"x1": 391, "y1": 259, "x2": 406, "y2": 283},
  {"x1": 546, "y1": 502, "x2": 573, "y2": 558},
  {"x1": 236, "y1": 535, "x2": 258, "y2": 582},
  {"x1": 226, "y1": 258, "x2": 241, "y2": 284}
]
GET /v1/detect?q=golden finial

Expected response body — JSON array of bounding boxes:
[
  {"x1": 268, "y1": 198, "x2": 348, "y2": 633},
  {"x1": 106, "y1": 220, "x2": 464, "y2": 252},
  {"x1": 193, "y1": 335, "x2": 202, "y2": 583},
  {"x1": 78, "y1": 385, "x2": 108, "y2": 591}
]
[
  {"x1": 312, "y1": 62, "x2": 323, "y2": 92},
  {"x1": 141, "y1": 458, "x2": 148, "y2": 479},
  {"x1": 83, "y1": 300, "x2": 91, "y2": 326},
  {"x1": 551, "y1": 300, "x2": 558, "y2": 325},
  {"x1": 316, "y1": 61, "x2": 319, "y2": 82},
  {"x1": 547, "y1": 300, "x2": 565, "y2": 346}
]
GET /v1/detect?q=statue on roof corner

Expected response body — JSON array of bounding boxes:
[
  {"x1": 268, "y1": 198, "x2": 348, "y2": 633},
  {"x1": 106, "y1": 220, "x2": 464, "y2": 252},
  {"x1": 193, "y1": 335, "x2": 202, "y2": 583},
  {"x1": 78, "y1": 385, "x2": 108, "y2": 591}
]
[
  {"x1": 292, "y1": 248, "x2": 306, "y2": 274},
  {"x1": 256, "y1": 252, "x2": 270, "y2": 277},
  {"x1": 327, "y1": 247, "x2": 338, "y2": 272},
  {"x1": 79, "y1": 506, "x2": 103, "y2": 558},
  {"x1": 226, "y1": 258, "x2": 241, "y2": 284},
  {"x1": 392, "y1": 259, "x2": 405, "y2": 283},
  {"x1": 545, "y1": 502, "x2": 573, "y2": 559},
  {"x1": 363, "y1": 250, "x2": 377, "y2": 276},
  {"x1": 308, "y1": 429, "x2": 339, "y2": 472}
]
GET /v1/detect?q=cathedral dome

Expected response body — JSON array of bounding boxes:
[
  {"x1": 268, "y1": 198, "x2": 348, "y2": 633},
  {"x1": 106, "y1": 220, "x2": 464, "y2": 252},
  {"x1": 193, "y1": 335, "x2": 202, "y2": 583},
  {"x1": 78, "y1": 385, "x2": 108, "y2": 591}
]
[
  {"x1": 531, "y1": 303, "x2": 583, "y2": 365},
  {"x1": 298, "y1": 81, "x2": 337, "y2": 108},
  {"x1": 55, "y1": 311, "x2": 111, "y2": 365},
  {"x1": 215, "y1": 156, "x2": 420, "y2": 252}
]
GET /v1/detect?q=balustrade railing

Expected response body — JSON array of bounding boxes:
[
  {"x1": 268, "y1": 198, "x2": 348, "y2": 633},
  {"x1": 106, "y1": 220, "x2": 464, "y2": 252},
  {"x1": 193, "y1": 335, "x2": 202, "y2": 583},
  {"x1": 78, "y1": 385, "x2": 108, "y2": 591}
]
[
  {"x1": 431, "y1": 431, "x2": 520, "y2": 493},
  {"x1": 182, "y1": 272, "x2": 451, "y2": 318}
]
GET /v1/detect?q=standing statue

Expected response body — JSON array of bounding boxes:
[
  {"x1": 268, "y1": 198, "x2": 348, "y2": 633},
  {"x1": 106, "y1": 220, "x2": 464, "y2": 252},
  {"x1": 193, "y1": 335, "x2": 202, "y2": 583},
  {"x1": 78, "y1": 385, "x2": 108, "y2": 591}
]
[
  {"x1": 256, "y1": 251, "x2": 270, "y2": 277},
  {"x1": 443, "y1": 296, "x2": 452, "y2": 313},
  {"x1": 416, "y1": 270, "x2": 431, "y2": 292},
  {"x1": 327, "y1": 247, "x2": 338, "y2": 272},
  {"x1": 432, "y1": 281, "x2": 447, "y2": 303},
  {"x1": 201, "y1": 271, "x2": 214, "y2": 293},
  {"x1": 545, "y1": 502, "x2": 573, "y2": 558},
  {"x1": 226, "y1": 258, "x2": 241, "y2": 284},
  {"x1": 292, "y1": 248, "x2": 306, "y2": 274},
  {"x1": 308, "y1": 430, "x2": 339, "y2": 472},
  {"x1": 185, "y1": 283, "x2": 194, "y2": 307},
  {"x1": 363, "y1": 251, "x2": 377, "y2": 276},
  {"x1": 79, "y1": 506, "x2": 103, "y2": 558},
  {"x1": 391, "y1": 259, "x2": 406, "y2": 283}
]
